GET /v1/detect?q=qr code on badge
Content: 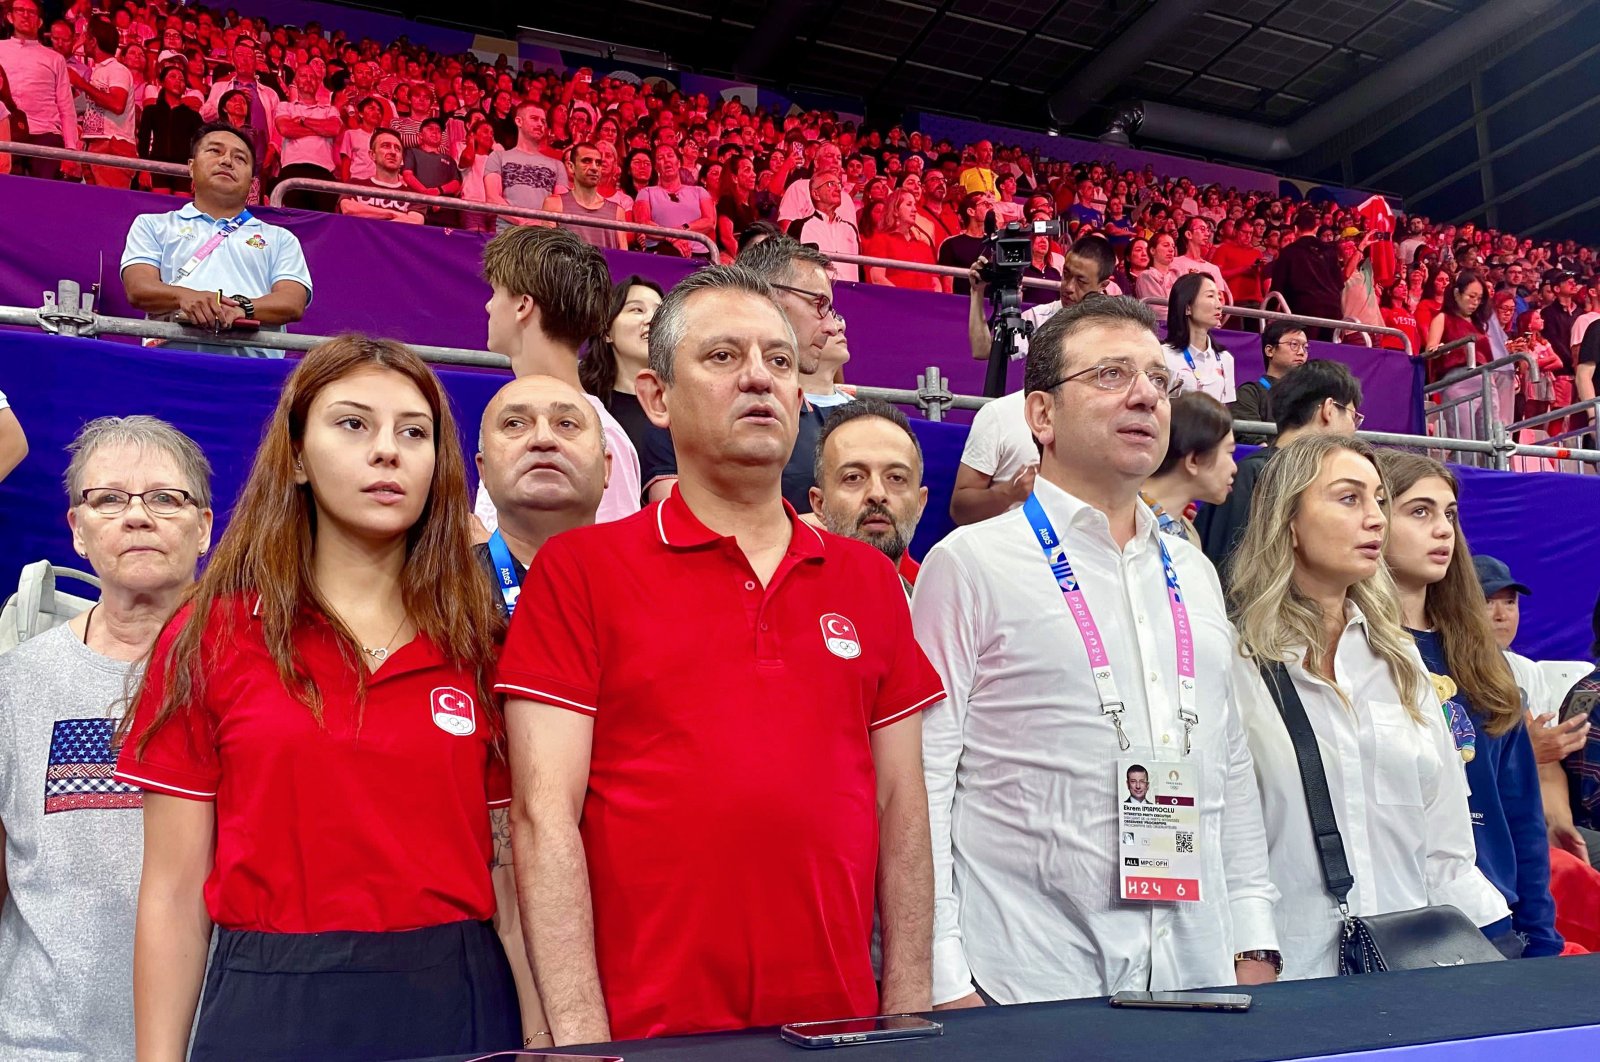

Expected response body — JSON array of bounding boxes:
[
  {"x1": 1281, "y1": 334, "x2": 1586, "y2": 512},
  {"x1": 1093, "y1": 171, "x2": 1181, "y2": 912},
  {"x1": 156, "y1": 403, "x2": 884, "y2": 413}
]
[{"x1": 1176, "y1": 831, "x2": 1194, "y2": 854}]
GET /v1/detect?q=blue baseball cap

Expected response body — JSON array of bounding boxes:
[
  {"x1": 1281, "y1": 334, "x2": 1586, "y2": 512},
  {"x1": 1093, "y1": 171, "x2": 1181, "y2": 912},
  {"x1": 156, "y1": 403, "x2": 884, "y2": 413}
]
[{"x1": 1474, "y1": 555, "x2": 1530, "y2": 597}]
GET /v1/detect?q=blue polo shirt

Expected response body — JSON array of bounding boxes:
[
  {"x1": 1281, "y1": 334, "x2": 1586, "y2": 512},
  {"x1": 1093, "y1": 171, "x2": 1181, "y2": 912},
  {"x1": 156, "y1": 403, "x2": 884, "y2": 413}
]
[{"x1": 120, "y1": 202, "x2": 313, "y2": 357}]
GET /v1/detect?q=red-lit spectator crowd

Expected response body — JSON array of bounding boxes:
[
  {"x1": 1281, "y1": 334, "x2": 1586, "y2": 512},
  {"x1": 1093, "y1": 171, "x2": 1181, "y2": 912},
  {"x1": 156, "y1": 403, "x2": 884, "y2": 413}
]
[{"x1": 5, "y1": 0, "x2": 1600, "y2": 385}]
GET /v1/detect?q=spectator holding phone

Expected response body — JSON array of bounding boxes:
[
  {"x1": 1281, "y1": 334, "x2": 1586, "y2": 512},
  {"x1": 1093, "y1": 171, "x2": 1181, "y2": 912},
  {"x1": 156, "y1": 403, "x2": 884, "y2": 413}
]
[{"x1": 120, "y1": 123, "x2": 311, "y2": 357}]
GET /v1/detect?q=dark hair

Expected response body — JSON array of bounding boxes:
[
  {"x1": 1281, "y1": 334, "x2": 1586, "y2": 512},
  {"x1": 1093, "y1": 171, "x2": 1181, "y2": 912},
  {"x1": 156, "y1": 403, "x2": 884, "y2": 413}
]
[
  {"x1": 1068, "y1": 234, "x2": 1116, "y2": 286},
  {"x1": 1591, "y1": 588, "x2": 1600, "y2": 660},
  {"x1": 481, "y1": 227, "x2": 613, "y2": 351},
  {"x1": 957, "y1": 190, "x2": 988, "y2": 225},
  {"x1": 370, "y1": 126, "x2": 402, "y2": 151},
  {"x1": 1263, "y1": 320, "x2": 1307, "y2": 349},
  {"x1": 1269, "y1": 359, "x2": 1362, "y2": 432},
  {"x1": 1163, "y1": 272, "x2": 1218, "y2": 347},
  {"x1": 1127, "y1": 764, "x2": 1147, "y2": 778},
  {"x1": 737, "y1": 220, "x2": 784, "y2": 252},
  {"x1": 418, "y1": 116, "x2": 442, "y2": 134},
  {"x1": 1023, "y1": 295, "x2": 1159, "y2": 397},
  {"x1": 1293, "y1": 205, "x2": 1318, "y2": 232},
  {"x1": 189, "y1": 121, "x2": 254, "y2": 168},
  {"x1": 1154, "y1": 393, "x2": 1232, "y2": 477},
  {"x1": 737, "y1": 233, "x2": 832, "y2": 285},
  {"x1": 1448, "y1": 269, "x2": 1491, "y2": 329},
  {"x1": 621, "y1": 147, "x2": 653, "y2": 198},
  {"x1": 89, "y1": 17, "x2": 118, "y2": 54},
  {"x1": 579, "y1": 275, "x2": 664, "y2": 401},
  {"x1": 356, "y1": 94, "x2": 381, "y2": 114},
  {"x1": 813, "y1": 397, "x2": 924, "y2": 484}
]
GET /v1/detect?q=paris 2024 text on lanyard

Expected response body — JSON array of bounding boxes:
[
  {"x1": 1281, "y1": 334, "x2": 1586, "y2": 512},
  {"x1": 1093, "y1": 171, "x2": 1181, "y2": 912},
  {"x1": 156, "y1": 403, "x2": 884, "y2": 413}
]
[{"x1": 1022, "y1": 492, "x2": 1205, "y2": 904}]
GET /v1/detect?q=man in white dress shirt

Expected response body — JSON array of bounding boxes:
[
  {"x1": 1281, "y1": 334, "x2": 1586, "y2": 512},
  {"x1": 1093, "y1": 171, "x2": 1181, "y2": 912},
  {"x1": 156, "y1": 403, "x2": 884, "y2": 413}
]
[{"x1": 913, "y1": 295, "x2": 1280, "y2": 1008}]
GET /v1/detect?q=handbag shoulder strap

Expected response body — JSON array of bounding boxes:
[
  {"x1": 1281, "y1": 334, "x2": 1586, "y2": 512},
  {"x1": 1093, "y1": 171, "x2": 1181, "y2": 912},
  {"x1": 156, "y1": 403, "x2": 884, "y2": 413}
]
[{"x1": 1258, "y1": 661, "x2": 1356, "y2": 910}]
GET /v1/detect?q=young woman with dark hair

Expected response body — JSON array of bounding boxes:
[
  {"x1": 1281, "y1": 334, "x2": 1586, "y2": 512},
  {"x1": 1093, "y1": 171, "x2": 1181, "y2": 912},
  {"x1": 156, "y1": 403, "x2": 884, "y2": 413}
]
[
  {"x1": 1139, "y1": 392, "x2": 1235, "y2": 543},
  {"x1": 1377, "y1": 450, "x2": 1563, "y2": 958},
  {"x1": 578, "y1": 276, "x2": 665, "y2": 458},
  {"x1": 115, "y1": 337, "x2": 537, "y2": 1059},
  {"x1": 1162, "y1": 272, "x2": 1235, "y2": 402}
]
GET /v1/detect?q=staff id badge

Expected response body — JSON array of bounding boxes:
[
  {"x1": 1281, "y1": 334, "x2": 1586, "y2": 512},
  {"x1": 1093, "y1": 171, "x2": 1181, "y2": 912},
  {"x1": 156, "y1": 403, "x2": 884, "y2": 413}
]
[{"x1": 1117, "y1": 756, "x2": 1203, "y2": 903}]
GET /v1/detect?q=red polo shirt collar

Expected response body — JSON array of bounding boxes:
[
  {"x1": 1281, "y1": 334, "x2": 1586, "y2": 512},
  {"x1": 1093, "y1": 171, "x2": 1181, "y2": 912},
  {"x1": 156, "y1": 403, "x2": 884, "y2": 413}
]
[{"x1": 654, "y1": 485, "x2": 828, "y2": 563}]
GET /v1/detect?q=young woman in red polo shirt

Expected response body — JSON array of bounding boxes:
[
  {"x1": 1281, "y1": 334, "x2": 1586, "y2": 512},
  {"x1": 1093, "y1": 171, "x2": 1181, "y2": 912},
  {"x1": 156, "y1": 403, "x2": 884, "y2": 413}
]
[{"x1": 115, "y1": 337, "x2": 539, "y2": 1060}]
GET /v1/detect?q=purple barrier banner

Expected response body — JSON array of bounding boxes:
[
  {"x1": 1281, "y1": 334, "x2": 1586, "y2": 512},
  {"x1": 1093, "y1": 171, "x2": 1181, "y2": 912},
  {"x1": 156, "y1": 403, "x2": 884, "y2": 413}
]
[
  {"x1": 0, "y1": 175, "x2": 1422, "y2": 431},
  {"x1": 0, "y1": 331, "x2": 1588, "y2": 659}
]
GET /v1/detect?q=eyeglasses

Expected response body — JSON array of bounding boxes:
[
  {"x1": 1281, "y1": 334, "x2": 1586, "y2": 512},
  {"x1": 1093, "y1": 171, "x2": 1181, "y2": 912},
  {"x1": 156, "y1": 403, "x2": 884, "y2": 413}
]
[
  {"x1": 1041, "y1": 362, "x2": 1178, "y2": 398},
  {"x1": 79, "y1": 487, "x2": 198, "y2": 517},
  {"x1": 771, "y1": 282, "x2": 842, "y2": 321},
  {"x1": 1273, "y1": 340, "x2": 1310, "y2": 352},
  {"x1": 1343, "y1": 404, "x2": 1366, "y2": 430}
]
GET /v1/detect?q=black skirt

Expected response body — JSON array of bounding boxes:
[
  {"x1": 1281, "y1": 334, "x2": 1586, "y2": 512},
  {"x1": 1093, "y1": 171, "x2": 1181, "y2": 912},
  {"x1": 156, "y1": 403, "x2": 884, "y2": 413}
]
[{"x1": 189, "y1": 919, "x2": 520, "y2": 1061}]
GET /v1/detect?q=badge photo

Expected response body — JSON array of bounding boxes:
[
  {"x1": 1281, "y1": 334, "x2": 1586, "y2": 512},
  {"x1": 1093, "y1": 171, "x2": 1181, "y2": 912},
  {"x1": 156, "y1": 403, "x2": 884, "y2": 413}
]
[
  {"x1": 430, "y1": 687, "x2": 477, "y2": 736},
  {"x1": 820, "y1": 612, "x2": 861, "y2": 660}
]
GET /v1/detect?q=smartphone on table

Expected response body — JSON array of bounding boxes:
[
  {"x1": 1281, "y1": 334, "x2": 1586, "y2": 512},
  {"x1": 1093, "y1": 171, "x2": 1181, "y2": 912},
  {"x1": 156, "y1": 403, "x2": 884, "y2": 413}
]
[
  {"x1": 1110, "y1": 990, "x2": 1252, "y2": 1012},
  {"x1": 780, "y1": 1014, "x2": 943, "y2": 1049}
]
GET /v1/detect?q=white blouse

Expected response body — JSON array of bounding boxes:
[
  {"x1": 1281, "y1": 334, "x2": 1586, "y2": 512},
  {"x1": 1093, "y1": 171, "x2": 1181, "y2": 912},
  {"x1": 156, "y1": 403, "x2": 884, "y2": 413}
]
[
  {"x1": 1231, "y1": 603, "x2": 1509, "y2": 980},
  {"x1": 1163, "y1": 340, "x2": 1236, "y2": 403}
]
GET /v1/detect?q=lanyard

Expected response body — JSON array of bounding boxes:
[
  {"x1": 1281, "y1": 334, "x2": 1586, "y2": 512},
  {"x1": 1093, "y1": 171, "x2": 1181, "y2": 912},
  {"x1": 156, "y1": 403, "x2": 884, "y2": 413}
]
[
  {"x1": 486, "y1": 531, "x2": 521, "y2": 617},
  {"x1": 174, "y1": 209, "x2": 253, "y2": 282},
  {"x1": 1180, "y1": 346, "x2": 1197, "y2": 372},
  {"x1": 1021, "y1": 493, "x2": 1200, "y2": 754},
  {"x1": 1258, "y1": 375, "x2": 1273, "y2": 389},
  {"x1": 1139, "y1": 492, "x2": 1188, "y2": 542}
]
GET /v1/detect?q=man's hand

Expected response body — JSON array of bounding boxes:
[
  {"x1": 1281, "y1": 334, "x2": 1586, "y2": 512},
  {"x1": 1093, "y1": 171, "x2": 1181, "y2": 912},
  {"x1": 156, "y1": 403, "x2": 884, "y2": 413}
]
[
  {"x1": 1000, "y1": 463, "x2": 1039, "y2": 506},
  {"x1": 1527, "y1": 711, "x2": 1589, "y2": 764},
  {"x1": 174, "y1": 289, "x2": 239, "y2": 331},
  {"x1": 1234, "y1": 958, "x2": 1278, "y2": 986},
  {"x1": 933, "y1": 992, "x2": 985, "y2": 1011},
  {"x1": 1550, "y1": 820, "x2": 1590, "y2": 864},
  {"x1": 967, "y1": 257, "x2": 989, "y2": 298}
]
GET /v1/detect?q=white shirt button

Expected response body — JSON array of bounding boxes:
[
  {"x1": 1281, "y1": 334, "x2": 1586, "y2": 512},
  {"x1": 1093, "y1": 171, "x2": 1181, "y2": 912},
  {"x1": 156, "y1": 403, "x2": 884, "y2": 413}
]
[
  {"x1": 1161, "y1": 734, "x2": 1171, "y2": 745},
  {"x1": 1148, "y1": 672, "x2": 1160, "y2": 684}
]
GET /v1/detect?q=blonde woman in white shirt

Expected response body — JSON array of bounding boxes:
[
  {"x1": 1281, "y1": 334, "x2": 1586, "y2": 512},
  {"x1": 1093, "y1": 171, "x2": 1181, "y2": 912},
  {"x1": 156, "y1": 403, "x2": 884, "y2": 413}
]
[{"x1": 1227, "y1": 433, "x2": 1509, "y2": 980}]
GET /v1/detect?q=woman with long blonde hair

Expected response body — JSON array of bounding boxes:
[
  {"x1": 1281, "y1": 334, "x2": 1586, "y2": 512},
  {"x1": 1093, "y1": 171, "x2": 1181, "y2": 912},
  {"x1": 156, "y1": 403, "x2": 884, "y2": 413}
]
[
  {"x1": 1376, "y1": 449, "x2": 1562, "y2": 957},
  {"x1": 114, "y1": 337, "x2": 536, "y2": 1059},
  {"x1": 1228, "y1": 434, "x2": 1509, "y2": 979}
]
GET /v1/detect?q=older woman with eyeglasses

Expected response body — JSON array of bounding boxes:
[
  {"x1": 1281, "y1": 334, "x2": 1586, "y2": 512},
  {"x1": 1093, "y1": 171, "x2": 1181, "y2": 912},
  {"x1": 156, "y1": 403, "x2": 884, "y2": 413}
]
[{"x1": 0, "y1": 415, "x2": 212, "y2": 1059}]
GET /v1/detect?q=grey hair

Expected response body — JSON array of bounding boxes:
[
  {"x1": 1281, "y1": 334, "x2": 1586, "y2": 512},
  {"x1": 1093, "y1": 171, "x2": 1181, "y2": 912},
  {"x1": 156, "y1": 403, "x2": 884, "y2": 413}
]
[
  {"x1": 646, "y1": 265, "x2": 797, "y2": 386},
  {"x1": 65, "y1": 415, "x2": 214, "y2": 508},
  {"x1": 735, "y1": 233, "x2": 833, "y2": 287}
]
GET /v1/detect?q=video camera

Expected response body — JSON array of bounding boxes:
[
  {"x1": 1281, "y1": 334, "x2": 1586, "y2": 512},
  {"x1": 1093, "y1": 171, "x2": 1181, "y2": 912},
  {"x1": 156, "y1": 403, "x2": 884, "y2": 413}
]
[{"x1": 980, "y1": 212, "x2": 1062, "y2": 397}]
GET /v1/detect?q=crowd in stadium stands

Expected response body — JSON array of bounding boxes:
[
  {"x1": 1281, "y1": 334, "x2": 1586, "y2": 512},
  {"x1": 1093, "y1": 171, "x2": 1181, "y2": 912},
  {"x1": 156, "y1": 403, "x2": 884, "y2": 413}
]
[
  {"x1": 7, "y1": 3, "x2": 1600, "y2": 1060},
  {"x1": 4, "y1": 0, "x2": 1600, "y2": 417}
]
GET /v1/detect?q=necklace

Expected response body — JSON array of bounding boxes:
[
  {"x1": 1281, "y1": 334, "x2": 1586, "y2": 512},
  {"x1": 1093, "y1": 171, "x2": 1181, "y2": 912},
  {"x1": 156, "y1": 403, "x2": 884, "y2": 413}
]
[{"x1": 360, "y1": 614, "x2": 409, "y2": 663}]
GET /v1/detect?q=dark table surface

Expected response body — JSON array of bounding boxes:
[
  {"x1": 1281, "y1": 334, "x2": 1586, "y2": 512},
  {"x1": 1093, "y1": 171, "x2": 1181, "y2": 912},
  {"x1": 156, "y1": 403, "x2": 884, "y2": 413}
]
[{"x1": 396, "y1": 954, "x2": 1600, "y2": 1061}]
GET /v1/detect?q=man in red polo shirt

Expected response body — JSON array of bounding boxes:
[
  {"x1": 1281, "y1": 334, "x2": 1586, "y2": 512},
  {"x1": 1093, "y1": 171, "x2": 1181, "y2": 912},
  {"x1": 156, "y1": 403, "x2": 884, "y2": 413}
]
[{"x1": 498, "y1": 265, "x2": 943, "y2": 1045}]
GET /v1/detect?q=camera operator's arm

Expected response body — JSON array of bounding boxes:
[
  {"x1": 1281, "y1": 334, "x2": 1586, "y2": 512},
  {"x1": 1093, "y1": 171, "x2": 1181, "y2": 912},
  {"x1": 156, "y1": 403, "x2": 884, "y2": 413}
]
[{"x1": 967, "y1": 258, "x2": 991, "y2": 361}]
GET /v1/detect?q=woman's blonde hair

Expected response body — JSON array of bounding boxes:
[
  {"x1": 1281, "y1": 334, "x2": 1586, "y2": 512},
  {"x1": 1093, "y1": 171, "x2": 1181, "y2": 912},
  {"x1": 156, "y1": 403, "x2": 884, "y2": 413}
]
[{"x1": 1229, "y1": 434, "x2": 1430, "y2": 720}]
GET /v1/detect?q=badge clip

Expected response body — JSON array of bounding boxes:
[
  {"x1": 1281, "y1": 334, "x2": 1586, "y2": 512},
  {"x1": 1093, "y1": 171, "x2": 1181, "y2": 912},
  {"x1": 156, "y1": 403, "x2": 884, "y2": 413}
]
[
  {"x1": 1178, "y1": 707, "x2": 1200, "y2": 756},
  {"x1": 1102, "y1": 701, "x2": 1131, "y2": 751}
]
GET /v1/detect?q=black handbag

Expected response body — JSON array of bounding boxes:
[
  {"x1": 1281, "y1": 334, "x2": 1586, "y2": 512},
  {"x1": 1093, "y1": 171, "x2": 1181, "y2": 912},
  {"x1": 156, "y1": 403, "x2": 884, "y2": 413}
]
[{"x1": 1258, "y1": 662, "x2": 1506, "y2": 974}]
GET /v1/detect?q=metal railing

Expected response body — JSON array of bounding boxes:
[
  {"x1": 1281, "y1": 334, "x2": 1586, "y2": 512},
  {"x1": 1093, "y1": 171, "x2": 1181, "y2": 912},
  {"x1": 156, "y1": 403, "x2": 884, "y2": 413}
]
[
  {"x1": 1137, "y1": 296, "x2": 1413, "y2": 355},
  {"x1": 0, "y1": 139, "x2": 189, "y2": 178},
  {"x1": 1417, "y1": 334, "x2": 1479, "y2": 371},
  {"x1": 3, "y1": 282, "x2": 506, "y2": 368},
  {"x1": 1507, "y1": 397, "x2": 1600, "y2": 433},
  {"x1": 269, "y1": 178, "x2": 723, "y2": 261},
  {"x1": 0, "y1": 141, "x2": 723, "y2": 262},
  {"x1": 5, "y1": 285, "x2": 1597, "y2": 470}
]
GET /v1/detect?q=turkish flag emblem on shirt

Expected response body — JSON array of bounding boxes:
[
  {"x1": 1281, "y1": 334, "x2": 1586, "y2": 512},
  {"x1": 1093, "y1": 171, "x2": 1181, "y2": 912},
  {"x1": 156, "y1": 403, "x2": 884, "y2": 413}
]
[
  {"x1": 430, "y1": 687, "x2": 477, "y2": 736},
  {"x1": 820, "y1": 613, "x2": 862, "y2": 660}
]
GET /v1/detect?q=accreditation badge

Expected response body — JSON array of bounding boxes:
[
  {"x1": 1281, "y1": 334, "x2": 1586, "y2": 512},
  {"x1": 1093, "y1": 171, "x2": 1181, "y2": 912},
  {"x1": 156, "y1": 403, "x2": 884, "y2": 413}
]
[{"x1": 1117, "y1": 756, "x2": 1203, "y2": 903}]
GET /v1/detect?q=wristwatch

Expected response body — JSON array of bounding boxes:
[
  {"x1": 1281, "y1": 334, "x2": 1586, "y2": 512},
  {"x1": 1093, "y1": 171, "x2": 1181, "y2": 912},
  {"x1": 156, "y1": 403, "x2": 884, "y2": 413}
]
[
  {"x1": 231, "y1": 294, "x2": 256, "y2": 319},
  {"x1": 1234, "y1": 949, "x2": 1283, "y2": 975}
]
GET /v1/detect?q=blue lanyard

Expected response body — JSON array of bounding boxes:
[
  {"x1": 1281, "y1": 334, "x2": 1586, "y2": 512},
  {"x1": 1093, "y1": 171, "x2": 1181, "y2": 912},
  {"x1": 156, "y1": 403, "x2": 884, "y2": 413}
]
[
  {"x1": 1181, "y1": 346, "x2": 1197, "y2": 372},
  {"x1": 1258, "y1": 375, "x2": 1272, "y2": 389},
  {"x1": 486, "y1": 531, "x2": 521, "y2": 617},
  {"x1": 1021, "y1": 494, "x2": 1200, "y2": 754}
]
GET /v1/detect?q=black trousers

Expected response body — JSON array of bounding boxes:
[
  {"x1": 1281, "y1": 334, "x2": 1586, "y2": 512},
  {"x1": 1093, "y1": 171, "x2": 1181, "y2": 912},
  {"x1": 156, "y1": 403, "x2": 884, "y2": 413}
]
[{"x1": 190, "y1": 920, "x2": 520, "y2": 1061}]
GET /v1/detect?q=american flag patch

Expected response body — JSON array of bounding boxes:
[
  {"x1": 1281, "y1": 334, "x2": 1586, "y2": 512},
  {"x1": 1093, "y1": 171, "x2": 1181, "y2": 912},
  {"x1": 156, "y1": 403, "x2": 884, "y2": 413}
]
[{"x1": 44, "y1": 718, "x2": 142, "y2": 814}]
